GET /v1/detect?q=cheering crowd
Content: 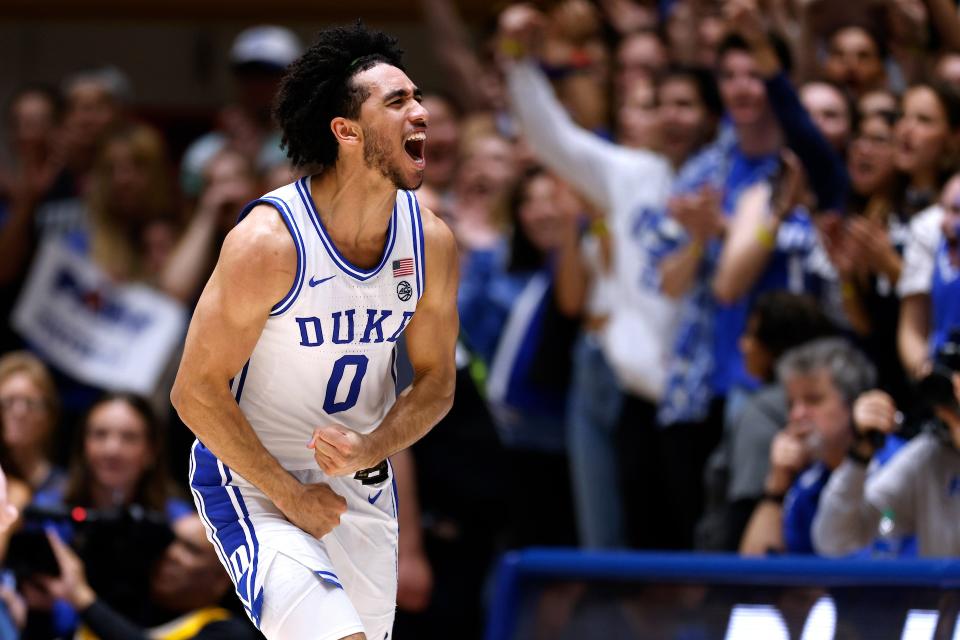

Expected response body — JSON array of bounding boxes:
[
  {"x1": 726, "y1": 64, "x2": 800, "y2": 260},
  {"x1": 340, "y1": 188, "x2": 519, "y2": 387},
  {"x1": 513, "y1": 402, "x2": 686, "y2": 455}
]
[{"x1": 1, "y1": 0, "x2": 960, "y2": 637}]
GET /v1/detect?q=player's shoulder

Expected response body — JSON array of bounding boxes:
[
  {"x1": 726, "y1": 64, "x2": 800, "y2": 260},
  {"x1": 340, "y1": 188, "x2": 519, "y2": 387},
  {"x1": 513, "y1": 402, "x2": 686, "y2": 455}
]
[
  {"x1": 225, "y1": 204, "x2": 297, "y2": 259},
  {"x1": 417, "y1": 204, "x2": 457, "y2": 259},
  {"x1": 218, "y1": 204, "x2": 298, "y2": 292}
]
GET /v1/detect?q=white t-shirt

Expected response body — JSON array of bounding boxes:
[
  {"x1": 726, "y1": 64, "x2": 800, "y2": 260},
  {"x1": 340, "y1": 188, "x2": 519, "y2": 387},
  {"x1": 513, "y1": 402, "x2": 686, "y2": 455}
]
[
  {"x1": 898, "y1": 204, "x2": 944, "y2": 298},
  {"x1": 506, "y1": 61, "x2": 678, "y2": 399}
]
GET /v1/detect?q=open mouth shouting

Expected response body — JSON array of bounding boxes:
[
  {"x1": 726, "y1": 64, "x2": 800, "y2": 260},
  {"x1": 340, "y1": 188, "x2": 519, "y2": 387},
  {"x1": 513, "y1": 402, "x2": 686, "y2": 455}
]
[{"x1": 404, "y1": 130, "x2": 427, "y2": 169}]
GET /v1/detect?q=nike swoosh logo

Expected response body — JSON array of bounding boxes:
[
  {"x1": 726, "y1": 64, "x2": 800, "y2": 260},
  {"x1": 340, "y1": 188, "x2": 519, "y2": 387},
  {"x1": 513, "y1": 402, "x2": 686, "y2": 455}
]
[
  {"x1": 367, "y1": 489, "x2": 383, "y2": 504},
  {"x1": 309, "y1": 275, "x2": 336, "y2": 287}
]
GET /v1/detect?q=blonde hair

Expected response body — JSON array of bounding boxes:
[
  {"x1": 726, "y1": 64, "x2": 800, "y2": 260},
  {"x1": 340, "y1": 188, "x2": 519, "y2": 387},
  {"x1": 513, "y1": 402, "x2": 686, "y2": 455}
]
[
  {"x1": 0, "y1": 351, "x2": 59, "y2": 478},
  {"x1": 86, "y1": 124, "x2": 176, "y2": 280}
]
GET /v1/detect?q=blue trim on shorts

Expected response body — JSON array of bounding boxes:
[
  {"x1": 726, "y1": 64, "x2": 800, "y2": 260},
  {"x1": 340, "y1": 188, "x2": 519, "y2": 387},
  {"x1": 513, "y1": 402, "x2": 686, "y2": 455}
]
[{"x1": 189, "y1": 441, "x2": 264, "y2": 628}]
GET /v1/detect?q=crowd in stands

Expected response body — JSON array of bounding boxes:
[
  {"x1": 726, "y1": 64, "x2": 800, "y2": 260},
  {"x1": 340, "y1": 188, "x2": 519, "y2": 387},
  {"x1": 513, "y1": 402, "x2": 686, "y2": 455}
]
[{"x1": 1, "y1": 0, "x2": 960, "y2": 637}]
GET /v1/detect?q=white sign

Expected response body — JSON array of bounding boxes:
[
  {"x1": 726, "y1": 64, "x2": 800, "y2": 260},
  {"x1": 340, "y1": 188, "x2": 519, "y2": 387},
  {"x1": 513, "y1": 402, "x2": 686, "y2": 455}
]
[{"x1": 11, "y1": 241, "x2": 188, "y2": 395}]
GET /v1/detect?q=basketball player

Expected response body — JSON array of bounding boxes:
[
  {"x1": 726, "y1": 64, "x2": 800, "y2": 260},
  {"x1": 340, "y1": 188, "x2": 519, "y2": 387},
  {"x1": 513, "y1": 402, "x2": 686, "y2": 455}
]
[{"x1": 171, "y1": 23, "x2": 458, "y2": 640}]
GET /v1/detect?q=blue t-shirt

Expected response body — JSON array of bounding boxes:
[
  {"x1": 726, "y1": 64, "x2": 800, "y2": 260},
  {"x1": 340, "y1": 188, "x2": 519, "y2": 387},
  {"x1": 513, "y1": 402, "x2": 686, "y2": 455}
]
[
  {"x1": 783, "y1": 463, "x2": 831, "y2": 554},
  {"x1": 930, "y1": 238, "x2": 960, "y2": 354},
  {"x1": 457, "y1": 245, "x2": 567, "y2": 450},
  {"x1": 710, "y1": 209, "x2": 818, "y2": 394},
  {"x1": 647, "y1": 130, "x2": 781, "y2": 425}
]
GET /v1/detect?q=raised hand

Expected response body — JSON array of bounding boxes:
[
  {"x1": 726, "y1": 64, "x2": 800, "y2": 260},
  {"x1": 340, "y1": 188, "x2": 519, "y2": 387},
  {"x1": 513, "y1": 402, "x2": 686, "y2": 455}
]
[
  {"x1": 497, "y1": 4, "x2": 547, "y2": 60},
  {"x1": 852, "y1": 389, "x2": 899, "y2": 438}
]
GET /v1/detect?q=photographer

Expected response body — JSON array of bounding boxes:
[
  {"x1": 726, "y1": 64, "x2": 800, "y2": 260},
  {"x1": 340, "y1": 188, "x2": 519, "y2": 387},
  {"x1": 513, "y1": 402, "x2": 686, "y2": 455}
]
[
  {"x1": 812, "y1": 335, "x2": 960, "y2": 557},
  {"x1": 37, "y1": 515, "x2": 257, "y2": 640},
  {"x1": 739, "y1": 338, "x2": 877, "y2": 555},
  {"x1": 19, "y1": 392, "x2": 190, "y2": 637}
]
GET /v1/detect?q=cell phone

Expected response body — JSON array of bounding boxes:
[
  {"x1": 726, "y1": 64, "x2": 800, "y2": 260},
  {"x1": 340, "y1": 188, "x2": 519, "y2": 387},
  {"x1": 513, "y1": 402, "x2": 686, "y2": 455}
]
[{"x1": 6, "y1": 527, "x2": 60, "y2": 580}]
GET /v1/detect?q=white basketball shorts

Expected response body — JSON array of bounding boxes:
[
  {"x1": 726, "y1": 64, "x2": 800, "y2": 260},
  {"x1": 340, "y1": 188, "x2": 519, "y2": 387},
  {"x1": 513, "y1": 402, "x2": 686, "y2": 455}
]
[{"x1": 189, "y1": 440, "x2": 399, "y2": 640}]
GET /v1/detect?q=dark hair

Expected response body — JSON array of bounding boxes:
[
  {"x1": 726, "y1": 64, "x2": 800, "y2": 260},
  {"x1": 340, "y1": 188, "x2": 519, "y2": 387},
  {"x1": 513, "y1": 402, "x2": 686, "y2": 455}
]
[
  {"x1": 893, "y1": 81, "x2": 960, "y2": 202},
  {"x1": 826, "y1": 23, "x2": 888, "y2": 61},
  {"x1": 657, "y1": 65, "x2": 724, "y2": 117},
  {"x1": 717, "y1": 32, "x2": 793, "y2": 75},
  {"x1": 507, "y1": 166, "x2": 551, "y2": 273},
  {"x1": 273, "y1": 21, "x2": 405, "y2": 169},
  {"x1": 917, "y1": 81, "x2": 960, "y2": 131},
  {"x1": 750, "y1": 291, "x2": 837, "y2": 364},
  {"x1": 65, "y1": 392, "x2": 173, "y2": 512}
]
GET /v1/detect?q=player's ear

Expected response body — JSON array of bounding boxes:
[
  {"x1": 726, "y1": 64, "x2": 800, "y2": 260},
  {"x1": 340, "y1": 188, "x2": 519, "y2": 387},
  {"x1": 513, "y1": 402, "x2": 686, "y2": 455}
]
[{"x1": 331, "y1": 117, "x2": 361, "y2": 147}]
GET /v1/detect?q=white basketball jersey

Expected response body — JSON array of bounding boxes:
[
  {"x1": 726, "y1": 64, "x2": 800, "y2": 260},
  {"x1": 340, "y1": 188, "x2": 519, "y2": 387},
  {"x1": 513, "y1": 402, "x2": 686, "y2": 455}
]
[{"x1": 231, "y1": 176, "x2": 426, "y2": 470}]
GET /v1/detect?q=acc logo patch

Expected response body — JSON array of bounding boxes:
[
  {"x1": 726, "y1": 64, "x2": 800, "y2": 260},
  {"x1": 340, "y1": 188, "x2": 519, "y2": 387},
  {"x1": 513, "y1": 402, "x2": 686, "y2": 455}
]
[{"x1": 397, "y1": 280, "x2": 413, "y2": 302}]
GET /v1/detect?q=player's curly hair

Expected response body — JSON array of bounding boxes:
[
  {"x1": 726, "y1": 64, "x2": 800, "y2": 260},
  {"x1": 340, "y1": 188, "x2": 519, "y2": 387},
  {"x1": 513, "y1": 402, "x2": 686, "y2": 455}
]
[{"x1": 273, "y1": 21, "x2": 405, "y2": 169}]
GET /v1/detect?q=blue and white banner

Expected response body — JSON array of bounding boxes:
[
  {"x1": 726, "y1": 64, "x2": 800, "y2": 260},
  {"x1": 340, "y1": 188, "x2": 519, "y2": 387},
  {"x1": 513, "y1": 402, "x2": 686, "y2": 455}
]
[{"x1": 11, "y1": 241, "x2": 188, "y2": 395}]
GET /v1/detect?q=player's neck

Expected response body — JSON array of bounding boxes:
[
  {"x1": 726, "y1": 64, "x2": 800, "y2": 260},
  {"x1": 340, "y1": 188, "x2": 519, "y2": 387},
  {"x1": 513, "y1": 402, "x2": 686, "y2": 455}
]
[{"x1": 309, "y1": 170, "x2": 398, "y2": 268}]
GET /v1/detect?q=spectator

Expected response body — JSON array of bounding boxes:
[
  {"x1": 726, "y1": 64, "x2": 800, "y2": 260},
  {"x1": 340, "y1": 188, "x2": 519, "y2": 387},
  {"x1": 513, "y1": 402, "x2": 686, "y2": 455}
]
[
  {"x1": 826, "y1": 110, "x2": 897, "y2": 335},
  {"x1": 553, "y1": 186, "x2": 626, "y2": 548},
  {"x1": 698, "y1": 292, "x2": 836, "y2": 551},
  {"x1": 740, "y1": 338, "x2": 877, "y2": 555},
  {"x1": 61, "y1": 67, "x2": 131, "y2": 185},
  {"x1": 893, "y1": 83, "x2": 960, "y2": 215},
  {"x1": 898, "y1": 165, "x2": 960, "y2": 382},
  {"x1": 160, "y1": 149, "x2": 260, "y2": 305},
  {"x1": 77, "y1": 123, "x2": 177, "y2": 283},
  {"x1": 180, "y1": 26, "x2": 302, "y2": 198},
  {"x1": 822, "y1": 25, "x2": 889, "y2": 99},
  {"x1": 0, "y1": 86, "x2": 66, "y2": 353},
  {"x1": 653, "y1": 67, "x2": 723, "y2": 170},
  {"x1": 935, "y1": 52, "x2": 960, "y2": 91},
  {"x1": 857, "y1": 89, "x2": 898, "y2": 121},
  {"x1": 0, "y1": 70, "x2": 131, "y2": 359},
  {"x1": 20, "y1": 392, "x2": 189, "y2": 638},
  {"x1": 666, "y1": 0, "x2": 726, "y2": 69},
  {"x1": 37, "y1": 515, "x2": 259, "y2": 639},
  {"x1": 813, "y1": 344, "x2": 960, "y2": 557},
  {"x1": 930, "y1": 180, "x2": 960, "y2": 352},
  {"x1": 458, "y1": 166, "x2": 580, "y2": 548},
  {"x1": 822, "y1": 89, "x2": 951, "y2": 411},
  {"x1": 649, "y1": 0, "x2": 848, "y2": 551},
  {"x1": 616, "y1": 76, "x2": 659, "y2": 151},
  {"x1": 419, "y1": 0, "x2": 506, "y2": 116},
  {"x1": 60, "y1": 393, "x2": 188, "y2": 520},
  {"x1": 499, "y1": 3, "x2": 716, "y2": 549},
  {"x1": 614, "y1": 30, "x2": 668, "y2": 105},
  {"x1": 394, "y1": 364, "x2": 508, "y2": 638},
  {"x1": 0, "y1": 352, "x2": 65, "y2": 508},
  {"x1": 420, "y1": 94, "x2": 461, "y2": 197},
  {"x1": 800, "y1": 81, "x2": 852, "y2": 153}
]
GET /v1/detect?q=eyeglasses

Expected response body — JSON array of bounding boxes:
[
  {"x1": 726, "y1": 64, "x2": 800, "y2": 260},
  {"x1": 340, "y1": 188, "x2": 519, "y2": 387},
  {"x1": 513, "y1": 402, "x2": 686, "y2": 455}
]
[{"x1": 0, "y1": 396, "x2": 49, "y2": 413}]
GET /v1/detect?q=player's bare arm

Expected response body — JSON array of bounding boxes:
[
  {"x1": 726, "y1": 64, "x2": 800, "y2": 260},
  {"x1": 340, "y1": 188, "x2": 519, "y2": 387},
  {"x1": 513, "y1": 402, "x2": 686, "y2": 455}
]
[
  {"x1": 309, "y1": 207, "x2": 459, "y2": 475},
  {"x1": 172, "y1": 205, "x2": 347, "y2": 537}
]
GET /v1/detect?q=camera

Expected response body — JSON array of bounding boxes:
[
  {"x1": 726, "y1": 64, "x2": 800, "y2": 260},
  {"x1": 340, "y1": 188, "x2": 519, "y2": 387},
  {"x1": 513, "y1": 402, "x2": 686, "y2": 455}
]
[{"x1": 6, "y1": 503, "x2": 173, "y2": 615}]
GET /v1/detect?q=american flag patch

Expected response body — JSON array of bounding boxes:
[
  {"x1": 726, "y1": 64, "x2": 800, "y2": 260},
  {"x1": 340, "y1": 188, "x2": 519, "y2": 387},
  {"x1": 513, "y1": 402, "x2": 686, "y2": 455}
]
[{"x1": 392, "y1": 258, "x2": 414, "y2": 277}]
